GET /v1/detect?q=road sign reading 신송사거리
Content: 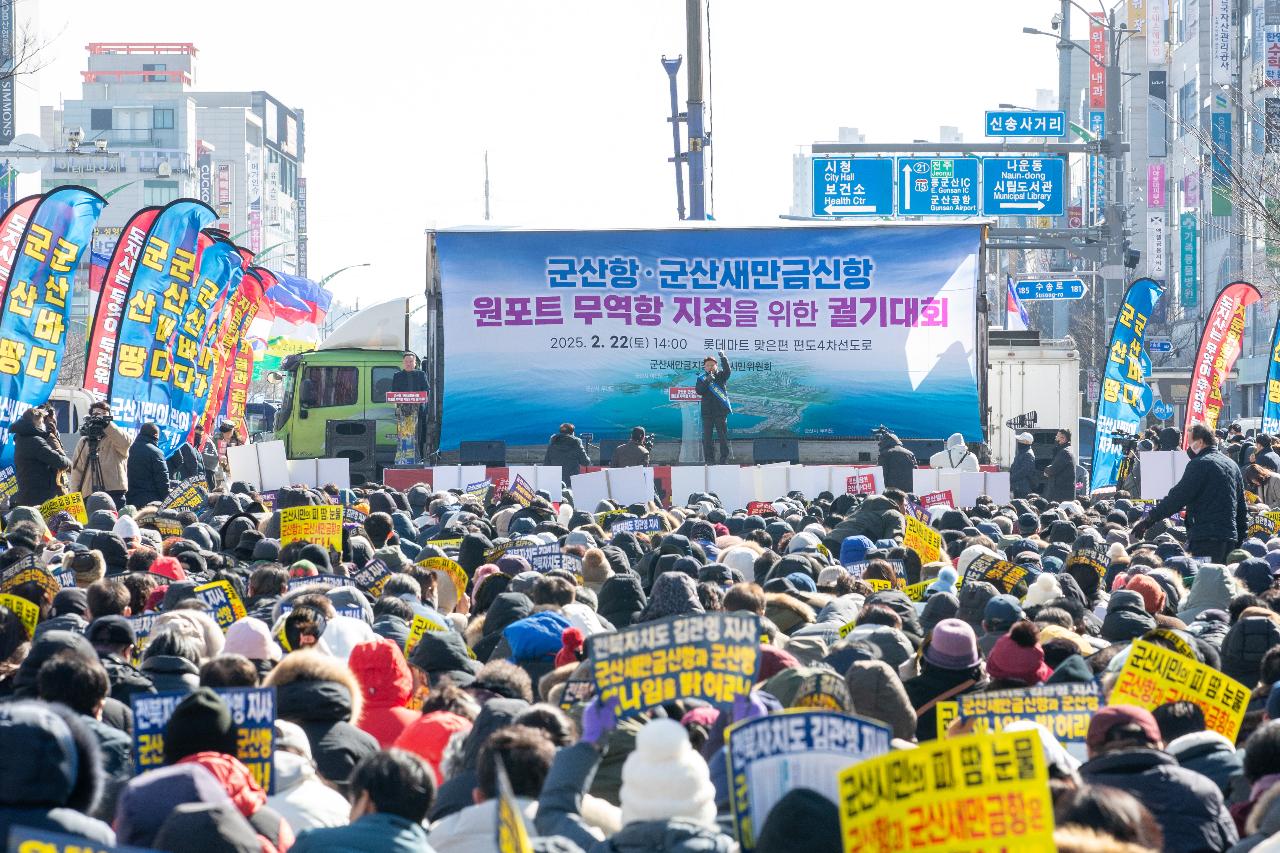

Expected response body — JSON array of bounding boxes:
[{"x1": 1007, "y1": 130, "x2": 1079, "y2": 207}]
[
  {"x1": 981, "y1": 156, "x2": 1065, "y2": 216},
  {"x1": 1013, "y1": 278, "x2": 1086, "y2": 301},
  {"x1": 810, "y1": 157, "x2": 893, "y2": 217},
  {"x1": 984, "y1": 110, "x2": 1066, "y2": 137},
  {"x1": 897, "y1": 157, "x2": 979, "y2": 216}
]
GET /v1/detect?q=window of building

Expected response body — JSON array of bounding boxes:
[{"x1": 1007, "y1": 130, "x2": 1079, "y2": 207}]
[
  {"x1": 300, "y1": 366, "x2": 358, "y2": 408},
  {"x1": 1177, "y1": 80, "x2": 1196, "y2": 138},
  {"x1": 142, "y1": 62, "x2": 167, "y2": 83},
  {"x1": 90, "y1": 109, "x2": 112, "y2": 131},
  {"x1": 153, "y1": 108, "x2": 174, "y2": 130},
  {"x1": 143, "y1": 180, "x2": 179, "y2": 206},
  {"x1": 371, "y1": 367, "x2": 398, "y2": 403}
]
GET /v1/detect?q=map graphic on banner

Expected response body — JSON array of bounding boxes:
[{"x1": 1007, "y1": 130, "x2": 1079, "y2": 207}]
[{"x1": 436, "y1": 225, "x2": 982, "y2": 448}]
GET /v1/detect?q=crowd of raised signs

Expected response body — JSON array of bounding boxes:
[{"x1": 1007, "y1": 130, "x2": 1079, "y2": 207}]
[{"x1": 8, "y1": 470, "x2": 1280, "y2": 852}]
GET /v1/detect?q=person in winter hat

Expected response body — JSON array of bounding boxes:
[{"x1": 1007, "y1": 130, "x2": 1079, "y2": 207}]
[
  {"x1": 1022, "y1": 573, "x2": 1061, "y2": 609},
  {"x1": 1122, "y1": 574, "x2": 1167, "y2": 615},
  {"x1": 1101, "y1": 590, "x2": 1156, "y2": 643},
  {"x1": 222, "y1": 617, "x2": 281, "y2": 681},
  {"x1": 904, "y1": 618, "x2": 987, "y2": 742},
  {"x1": 844, "y1": 659, "x2": 917, "y2": 741},
  {"x1": 986, "y1": 620, "x2": 1053, "y2": 687},
  {"x1": 755, "y1": 787, "x2": 842, "y2": 853},
  {"x1": 265, "y1": 719, "x2": 351, "y2": 833},
  {"x1": 978, "y1": 594, "x2": 1023, "y2": 655}
]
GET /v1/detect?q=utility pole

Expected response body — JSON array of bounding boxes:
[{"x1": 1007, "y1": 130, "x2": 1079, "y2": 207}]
[
  {"x1": 685, "y1": 0, "x2": 708, "y2": 220},
  {"x1": 483, "y1": 150, "x2": 491, "y2": 222},
  {"x1": 662, "y1": 55, "x2": 687, "y2": 220},
  {"x1": 1053, "y1": 0, "x2": 1071, "y2": 339}
]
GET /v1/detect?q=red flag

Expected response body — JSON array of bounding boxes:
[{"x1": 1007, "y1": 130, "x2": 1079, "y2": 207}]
[{"x1": 1183, "y1": 281, "x2": 1261, "y2": 445}]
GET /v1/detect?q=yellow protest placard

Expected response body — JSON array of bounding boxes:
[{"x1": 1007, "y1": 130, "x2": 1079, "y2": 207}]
[
  {"x1": 838, "y1": 728, "x2": 1054, "y2": 853},
  {"x1": 404, "y1": 613, "x2": 449, "y2": 657},
  {"x1": 0, "y1": 592, "x2": 38, "y2": 637},
  {"x1": 192, "y1": 579, "x2": 248, "y2": 630},
  {"x1": 1110, "y1": 639, "x2": 1248, "y2": 741},
  {"x1": 415, "y1": 555, "x2": 468, "y2": 613},
  {"x1": 902, "y1": 516, "x2": 940, "y2": 563},
  {"x1": 279, "y1": 505, "x2": 343, "y2": 552},
  {"x1": 862, "y1": 578, "x2": 892, "y2": 593},
  {"x1": 934, "y1": 682, "x2": 1102, "y2": 749},
  {"x1": 39, "y1": 492, "x2": 87, "y2": 525}
]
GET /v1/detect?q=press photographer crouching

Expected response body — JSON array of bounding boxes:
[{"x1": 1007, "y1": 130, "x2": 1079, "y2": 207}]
[
  {"x1": 68, "y1": 401, "x2": 131, "y2": 509},
  {"x1": 610, "y1": 426, "x2": 653, "y2": 468}
]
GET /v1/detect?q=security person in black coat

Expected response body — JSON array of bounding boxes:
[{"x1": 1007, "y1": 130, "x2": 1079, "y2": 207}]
[
  {"x1": 10, "y1": 406, "x2": 70, "y2": 508},
  {"x1": 1133, "y1": 422, "x2": 1248, "y2": 563},
  {"x1": 875, "y1": 430, "x2": 917, "y2": 492},
  {"x1": 1041, "y1": 428, "x2": 1077, "y2": 502},
  {"x1": 543, "y1": 423, "x2": 591, "y2": 487},
  {"x1": 1009, "y1": 432, "x2": 1039, "y2": 498},
  {"x1": 125, "y1": 422, "x2": 170, "y2": 507}
]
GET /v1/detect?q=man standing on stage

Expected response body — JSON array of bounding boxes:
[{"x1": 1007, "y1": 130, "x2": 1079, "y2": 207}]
[
  {"x1": 696, "y1": 350, "x2": 732, "y2": 464},
  {"x1": 391, "y1": 352, "x2": 429, "y2": 464}
]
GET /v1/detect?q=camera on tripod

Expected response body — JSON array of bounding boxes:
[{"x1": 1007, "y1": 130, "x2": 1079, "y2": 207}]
[{"x1": 80, "y1": 414, "x2": 111, "y2": 442}]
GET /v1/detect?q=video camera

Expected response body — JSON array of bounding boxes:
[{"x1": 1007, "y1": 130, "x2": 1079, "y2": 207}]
[{"x1": 80, "y1": 414, "x2": 111, "y2": 442}]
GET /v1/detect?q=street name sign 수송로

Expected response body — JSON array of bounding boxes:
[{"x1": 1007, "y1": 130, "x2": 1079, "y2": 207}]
[{"x1": 810, "y1": 157, "x2": 894, "y2": 217}]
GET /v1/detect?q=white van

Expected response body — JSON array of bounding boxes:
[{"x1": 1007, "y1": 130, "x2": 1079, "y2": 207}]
[{"x1": 46, "y1": 386, "x2": 96, "y2": 454}]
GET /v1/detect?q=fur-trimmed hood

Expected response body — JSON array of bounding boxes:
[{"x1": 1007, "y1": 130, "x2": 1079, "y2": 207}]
[
  {"x1": 265, "y1": 648, "x2": 364, "y2": 723},
  {"x1": 765, "y1": 591, "x2": 816, "y2": 634}
]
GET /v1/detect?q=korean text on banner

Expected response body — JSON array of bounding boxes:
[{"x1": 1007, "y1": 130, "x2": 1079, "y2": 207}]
[
  {"x1": 192, "y1": 579, "x2": 247, "y2": 629},
  {"x1": 845, "y1": 471, "x2": 877, "y2": 495},
  {"x1": 415, "y1": 555, "x2": 469, "y2": 613},
  {"x1": 919, "y1": 490, "x2": 953, "y2": 510},
  {"x1": 437, "y1": 225, "x2": 983, "y2": 449},
  {"x1": 727, "y1": 710, "x2": 890, "y2": 853},
  {"x1": 131, "y1": 687, "x2": 276, "y2": 792},
  {"x1": 0, "y1": 187, "x2": 104, "y2": 467},
  {"x1": 902, "y1": 516, "x2": 941, "y2": 563},
  {"x1": 351, "y1": 558, "x2": 392, "y2": 596},
  {"x1": 0, "y1": 591, "x2": 36, "y2": 637},
  {"x1": 1090, "y1": 277, "x2": 1165, "y2": 492},
  {"x1": 161, "y1": 476, "x2": 208, "y2": 511},
  {"x1": 1183, "y1": 282, "x2": 1261, "y2": 443},
  {"x1": 404, "y1": 612, "x2": 449, "y2": 657},
  {"x1": 1265, "y1": 313, "x2": 1280, "y2": 435},
  {"x1": 1110, "y1": 639, "x2": 1248, "y2": 741},
  {"x1": 38, "y1": 492, "x2": 86, "y2": 525},
  {"x1": 106, "y1": 199, "x2": 216, "y2": 451},
  {"x1": 279, "y1": 504, "x2": 343, "y2": 552},
  {"x1": 5, "y1": 827, "x2": 155, "y2": 853},
  {"x1": 508, "y1": 473, "x2": 535, "y2": 507},
  {"x1": 589, "y1": 612, "x2": 760, "y2": 719},
  {"x1": 838, "y1": 728, "x2": 1054, "y2": 853},
  {"x1": 934, "y1": 682, "x2": 1102, "y2": 759},
  {"x1": 960, "y1": 552, "x2": 1029, "y2": 594}
]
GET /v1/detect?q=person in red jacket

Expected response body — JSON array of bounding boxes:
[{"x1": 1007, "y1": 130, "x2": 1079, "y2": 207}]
[{"x1": 349, "y1": 638, "x2": 419, "y2": 748}]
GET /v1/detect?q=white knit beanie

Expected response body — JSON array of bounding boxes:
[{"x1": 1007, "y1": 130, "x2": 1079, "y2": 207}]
[
  {"x1": 1107, "y1": 541, "x2": 1128, "y2": 561},
  {"x1": 1022, "y1": 573, "x2": 1062, "y2": 608},
  {"x1": 720, "y1": 547, "x2": 757, "y2": 578},
  {"x1": 620, "y1": 718, "x2": 717, "y2": 827}
]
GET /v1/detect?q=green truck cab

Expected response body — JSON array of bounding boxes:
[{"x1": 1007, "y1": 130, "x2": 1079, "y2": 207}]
[{"x1": 273, "y1": 348, "x2": 405, "y2": 467}]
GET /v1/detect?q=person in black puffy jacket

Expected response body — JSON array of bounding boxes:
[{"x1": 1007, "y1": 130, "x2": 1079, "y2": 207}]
[
  {"x1": 1134, "y1": 423, "x2": 1248, "y2": 563},
  {"x1": 125, "y1": 423, "x2": 170, "y2": 508},
  {"x1": 10, "y1": 406, "x2": 69, "y2": 508},
  {"x1": 876, "y1": 431, "x2": 917, "y2": 492},
  {"x1": 1009, "y1": 432, "x2": 1039, "y2": 498}
]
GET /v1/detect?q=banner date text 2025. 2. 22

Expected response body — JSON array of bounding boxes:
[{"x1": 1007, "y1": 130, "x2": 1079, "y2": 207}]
[{"x1": 549, "y1": 335, "x2": 690, "y2": 350}]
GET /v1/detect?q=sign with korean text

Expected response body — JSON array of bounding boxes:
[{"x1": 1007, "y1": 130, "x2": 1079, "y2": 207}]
[
  {"x1": 919, "y1": 490, "x2": 953, "y2": 511},
  {"x1": 0, "y1": 591, "x2": 36, "y2": 637},
  {"x1": 507, "y1": 473, "x2": 536, "y2": 507},
  {"x1": 161, "y1": 476, "x2": 208, "y2": 512},
  {"x1": 811, "y1": 157, "x2": 894, "y2": 217},
  {"x1": 845, "y1": 471, "x2": 877, "y2": 495},
  {"x1": 1211, "y1": 0, "x2": 1232, "y2": 85},
  {"x1": 5, "y1": 827, "x2": 153, "y2": 853},
  {"x1": 609, "y1": 516, "x2": 663, "y2": 533},
  {"x1": 589, "y1": 611, "x2": 761, "y2": 719},
  {"x1": 351, "y1": 558, "x2": 392, "y2": 596},
  {"x1": 192, "y1": 579, "x2": 247, "y2": 629},
  {"x1": 385, "y1": 390, "x2": 429, "y2": 404},
  {"x1": 746, "y1": 501, "x2": 776, "y2": 516},
  {"x1": 38, "y1": 492, "x2": 86, "y2": 525},
  {"x1": 1148, "y1": 163, "x2": 1166, "y2": 208},
  {"x1": 131, "y1": 687, "x2": 275, "y2": 792},
  {"x1": 1066, "y1": 543, "x2": 1109, "y2": 578},
  {"x1": 727, "y1": 710, "x2": 890, "y2": 853},
  {"x1": 896, "y1": 157, "x2": 977, "y2": 216},
  {"x1": 1264, "y1": 318, "x2": 1280, "y2": 435},
  {"x1": 902, "y1": 516, "x2": 941, "y2": 563},
  {"x1": 960, "y1": 552, "x2": 1028, "y2": 594},
  {"x1": 279, "y1": 504, "x2": 343, "y2": 552},
  {"x1": 416, "y1": 555, "x2": 469, "y2": 611},
  {"x1": 1180, "y1": 212, "x2": 1198, "y2": 307},
  {"x1": 838, "y1": 728, "x2": 1054, "y2": 852},
  {"x1": 437, "y1": 225, "x2": 984, "y2": 448},
  {"x1": 980, "y1": 157, "x2": 1065, "y2": 216},
  {"x1": 1147, "y1": 212, "x2": 1167, "y2": 279},
  {"x1": 404, "y1": 612, "x2": 449, "y2": 657},
  {"x1": 1110, "y1": 639, "x2": 1248, "y2": 740},
  {"x1": 1183, "y1": 282, "x2": 1259, "y2": 439},
  {"x1": 1013, "y1": 278, "x2": 1085, "y2": 301},
  {"x1": 1090, "y1": 14, "x2": 1107, "y2": 107},
  {"x1": 1089, "y1": 110, "x2": 1106, "y2": 222},
  {"x1": 983, "y1": 111, "x2": 1065, "y2": 138},
  {"x1": 935, "y1": 682, "x2": 1102, "y2": 761}
]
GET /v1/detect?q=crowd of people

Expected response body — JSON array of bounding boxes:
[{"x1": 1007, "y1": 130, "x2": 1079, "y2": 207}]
[{"x1": 6, "y1": 416, "x2": 1280, "y2": 851}]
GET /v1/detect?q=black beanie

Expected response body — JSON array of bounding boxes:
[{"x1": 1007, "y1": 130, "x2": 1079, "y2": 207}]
[
  {"x1": 164, "y1": 687, "x2": 237, "y2": 763},
  {"x1": 298, "y1": 543, "x2": 331, "y2": 571}
]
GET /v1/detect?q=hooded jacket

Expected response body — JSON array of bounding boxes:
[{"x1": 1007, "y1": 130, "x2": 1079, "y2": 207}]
[
  {"x1": 176, "y1": 751, "x2": 294, "y2": 853},
  {"x1": 1179, "y1": 564, "x2": 1235, "y2": 622},
  {"x1": 1100, "y1": 590, "x2": 1156, "y2": 643},
  {"x1": 126, "y1": 431, "x2": 170, "y2": 507},
  {"x1": 10, "y1": 413, "x2": 70, "y2": 508},
  {"x1": 139, "y1": 653, "x2": 200, "y2": 696},
  {"x1": 349, "y1": 638, "x2": 418, "y2": 748},
  {"x1": 1079, "y1": 748, "x2": 1238, "y2": 853},
  {"x1": 430, "y1": 698, "x2": 528, "y2": 822},
  {"x1": 265, "y1": 650, "x2": 379, "y2": 793},
  {"x1": 598, "y1": 573, "x2": 647, "y2": 629},
  {"x1": 929, "y1": 433, "x2": 979, "y2": 472},
  {"x1": 266, "y1": 749, "x2": 352, "y2": 833},
  {"x1": 430, "y1": 797, "x2": 540, "y2": 853},
  {"x1": 472, "y1": 592, "x2": 534, "y2": 662},
  {"x1": 1165, "y1": 729, "x2": 1243, "y2": 795},
  {"x1": 407, "y1": 626, "x2": 481, "y2": 688},
  {"x1": 824, "y1": 495, "x2": 905, "y2": 551},
  {"x1": 876, "y1": 434, "x2": 917, "y2": 492},
  {"x1": 393, "y1": 710, "x2": 473, "y2": 786}
]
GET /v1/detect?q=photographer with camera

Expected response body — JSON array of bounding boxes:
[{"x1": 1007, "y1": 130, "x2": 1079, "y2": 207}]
[
  {"x1": 610, "y1": 426, "x2": 652, "y2": 468},
  {"x1": 68, "y1": 401, "x2": 131, "y2": 508}
]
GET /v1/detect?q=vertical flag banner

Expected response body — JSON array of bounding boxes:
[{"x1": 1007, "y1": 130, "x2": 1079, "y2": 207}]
[
  {"x1": 189, "y1": 236, "x2": 245, "y2": 435},
  {"x1": 1091, "y1": 277, "x2": 1165, "y2": 493},
  {"x1": 1005, "y1": 274, "x2": 1029, "y2": 331},
  {"x1": 83, "y1": 206, "x2": 159, "y2": 401},
  {"x1": 107, "y1": 198, "x2": 217, "y2": 448},
  {"x1": 225, "y1": 341, "x2": 253, "y2": 440},
  {"x1": 202, "y1": 267, "x2": 265, "y2": 436},
  {"x1": 1264, "y1": 314, "x2": 1280, "y2": 435},
  {"x1": 1184, "y1": 281, "x2": 1261, "y2": 443},
  {"x1": 169, "y1": 230, "x2": 244, "y2": 446},
  {"x1": 0, "y1": 195, "x2": 42, "y2": 306},
  {"x1": 0, "y1": 186, "x2": 105, "y2": 466},
  {"x1": 1089, "y1": 14, "x2": 1107, "y2": 108}
]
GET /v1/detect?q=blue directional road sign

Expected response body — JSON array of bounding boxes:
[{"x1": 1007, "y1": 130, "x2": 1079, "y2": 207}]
[
  {"x1": 981, "y1": 157, "x2": 1065, "y2": 216},
  {"x1": 811, "y1": 157, "x2": 894, "y2": 217},
  {"x1": 984, "y1": 110, "x2": 1066, "y2": 137},
  {"x1": 1013, "y1": 278, "x2": 1086, "y2": 301},
  {"x1": 897, "y1": 157, "x2": 978, "y2": 216},
  {"x1": 1146, "y1": 339, "x2": 1173, "y2": 353},
  {"x1": 1152, "y1": 400, "x2": 1175, "y2": 420}
]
